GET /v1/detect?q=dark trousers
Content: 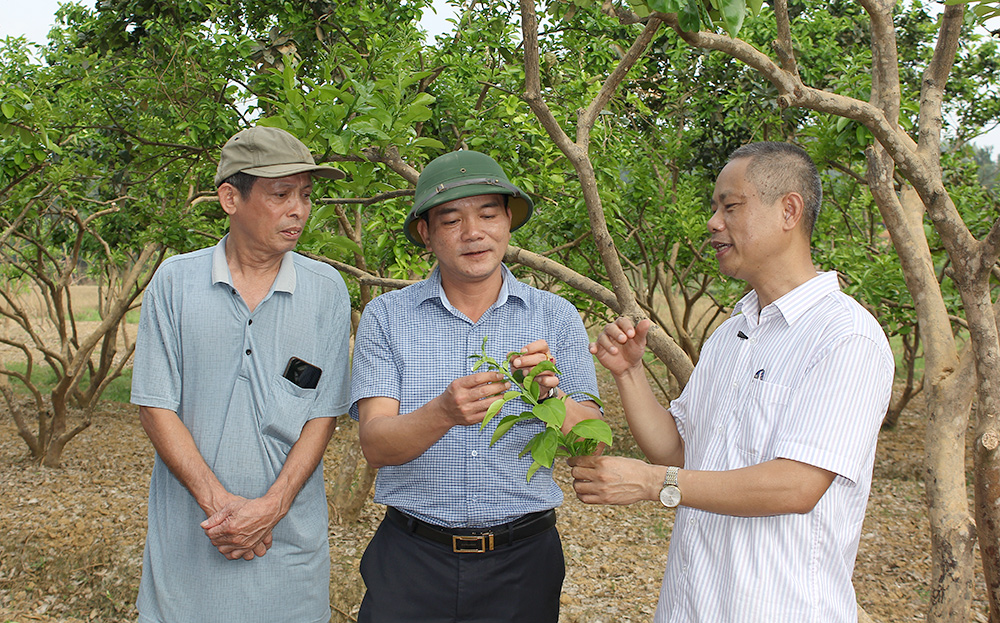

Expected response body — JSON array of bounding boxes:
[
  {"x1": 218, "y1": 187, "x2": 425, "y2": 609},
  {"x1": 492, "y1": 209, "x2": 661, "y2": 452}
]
[{"x1": 358, "y1": 511, "x2": 565, "y2": 622}]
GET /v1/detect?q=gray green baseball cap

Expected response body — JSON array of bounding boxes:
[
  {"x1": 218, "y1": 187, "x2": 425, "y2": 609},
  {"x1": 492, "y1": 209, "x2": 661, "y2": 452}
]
[
  {"x1": 404, "y1": 150, "x2": 533, "y2": 247},
  {"x1": 214, "y1": 126, "x2": 345, "y2": 186}
]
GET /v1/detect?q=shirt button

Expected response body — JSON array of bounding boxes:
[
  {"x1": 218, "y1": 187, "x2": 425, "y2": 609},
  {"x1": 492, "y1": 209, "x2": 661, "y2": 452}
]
[
  {"x1": 717, "y1": 426, "x2": 724, "y2": 434},
  {"x1": 689, "y1": 518, "x2": 696, "y2": 526},
  {"x1": 471, "y1": 450, "x2": 479, "y2": 457},
  {"x1": 248, "y1": 319, "x2": 253, "y2": 325},
  {"x1": 245, "y1": 349, "x2": 252, "y2": 355}
]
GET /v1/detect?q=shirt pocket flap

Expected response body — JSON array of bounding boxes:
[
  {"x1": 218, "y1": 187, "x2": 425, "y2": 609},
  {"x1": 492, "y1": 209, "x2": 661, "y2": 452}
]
[{"x1": 261, "y1": 375, "x2": 319, "y2": 448}]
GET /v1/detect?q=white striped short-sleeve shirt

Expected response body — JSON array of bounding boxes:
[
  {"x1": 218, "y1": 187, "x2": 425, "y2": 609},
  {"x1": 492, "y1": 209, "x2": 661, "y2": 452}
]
[{"x1": 655, "y1": 271, "x2": 893, "y2": 623}]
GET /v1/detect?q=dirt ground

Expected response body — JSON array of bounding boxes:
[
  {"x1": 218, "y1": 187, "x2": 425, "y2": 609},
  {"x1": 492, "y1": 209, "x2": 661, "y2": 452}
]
[{"x1": 0, "y1": 371, "x2": 991, "y2": 623}]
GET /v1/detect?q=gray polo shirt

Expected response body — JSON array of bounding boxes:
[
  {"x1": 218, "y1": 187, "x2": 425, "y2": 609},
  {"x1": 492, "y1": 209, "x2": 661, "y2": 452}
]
[{"x1": 131, "y1": 236, "x2": 351, "y2": 623}]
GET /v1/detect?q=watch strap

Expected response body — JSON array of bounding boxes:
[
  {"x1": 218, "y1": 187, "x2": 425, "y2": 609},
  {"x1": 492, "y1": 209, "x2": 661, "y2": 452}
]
[{"x1": 663, "y1": 466, "x2": 679, "y2": 488}]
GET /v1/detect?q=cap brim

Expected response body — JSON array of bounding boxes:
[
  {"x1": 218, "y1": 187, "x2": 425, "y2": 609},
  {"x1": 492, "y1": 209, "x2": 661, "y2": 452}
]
[{"x1": 242, "y1": 163, "x2": 346, "y2": 181}]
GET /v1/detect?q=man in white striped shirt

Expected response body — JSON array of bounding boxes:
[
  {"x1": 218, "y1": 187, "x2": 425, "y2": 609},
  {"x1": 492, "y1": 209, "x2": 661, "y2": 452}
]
[{"x1": 570, "y1": 142, "x2": 893, "y2": 622}]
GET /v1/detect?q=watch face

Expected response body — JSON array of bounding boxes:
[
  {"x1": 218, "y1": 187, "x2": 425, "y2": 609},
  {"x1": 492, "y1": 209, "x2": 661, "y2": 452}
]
[{"x1": 659, "y1": 485, "x2": 681, "y2": 508}]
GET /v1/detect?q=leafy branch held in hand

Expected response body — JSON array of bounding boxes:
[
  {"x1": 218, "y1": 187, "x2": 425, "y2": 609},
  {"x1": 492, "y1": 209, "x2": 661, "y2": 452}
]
[{"x1": 469, "y1": 337, "x2": 611, "y2": 481}]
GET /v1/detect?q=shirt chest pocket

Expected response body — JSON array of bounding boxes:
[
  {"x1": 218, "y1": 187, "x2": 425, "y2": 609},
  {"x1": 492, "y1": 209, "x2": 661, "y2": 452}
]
[
  {"x1": 261, "y1": 375, "x2": 319, "y2": 449},
  {"x1": 735, "y1": 379, "x2": 791, "y2": 460}
]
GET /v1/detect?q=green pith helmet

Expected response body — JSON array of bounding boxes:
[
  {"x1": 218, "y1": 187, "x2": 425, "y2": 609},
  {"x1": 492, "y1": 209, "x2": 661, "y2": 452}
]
[{"x1": 404, "y1": 150, "x2": 534, "y2": 247}]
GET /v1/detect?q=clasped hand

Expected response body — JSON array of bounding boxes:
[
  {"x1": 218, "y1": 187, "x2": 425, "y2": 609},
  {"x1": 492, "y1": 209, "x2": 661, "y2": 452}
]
[{"x1": 201, "y1": 493, "x2": 282, "y2": 561}]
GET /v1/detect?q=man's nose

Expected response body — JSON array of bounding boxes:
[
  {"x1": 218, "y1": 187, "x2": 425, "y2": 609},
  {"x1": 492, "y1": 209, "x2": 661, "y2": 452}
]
[
  {"x1": 707, "y1": 209, "x2": 723, "y2": 233},
  {"x1": 461, "y1": 217, "x2": 485, "y2": 239},
  {"x1": 290, "y1": 194, "x2": 311, "y2": 219}
]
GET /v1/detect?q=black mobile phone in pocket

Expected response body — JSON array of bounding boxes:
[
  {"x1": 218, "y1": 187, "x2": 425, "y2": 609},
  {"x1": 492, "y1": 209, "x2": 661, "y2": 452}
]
[{"x1": 283, "y1": 357, "x2": 323, "y2": 389}]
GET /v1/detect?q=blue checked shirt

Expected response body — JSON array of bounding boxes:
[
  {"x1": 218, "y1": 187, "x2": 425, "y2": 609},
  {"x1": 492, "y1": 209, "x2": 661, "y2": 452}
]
[{"x1": 350, "y1": 265, "x2": 599, "y2": 528}]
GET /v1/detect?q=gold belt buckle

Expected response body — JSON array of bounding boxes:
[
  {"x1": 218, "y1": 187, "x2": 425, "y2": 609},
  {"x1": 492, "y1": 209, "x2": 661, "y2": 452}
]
[{"x1": 452, "y1": 534, "x2": 494, "y2": 553}]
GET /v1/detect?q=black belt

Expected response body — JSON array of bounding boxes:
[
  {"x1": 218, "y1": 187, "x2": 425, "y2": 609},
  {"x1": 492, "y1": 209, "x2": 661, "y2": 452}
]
[{"x1": 386, "y1": 506, "x2": 556, "y2": 553}]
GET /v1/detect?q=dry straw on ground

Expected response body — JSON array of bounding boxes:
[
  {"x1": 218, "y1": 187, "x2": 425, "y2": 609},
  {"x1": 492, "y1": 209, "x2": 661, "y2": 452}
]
[{"x1": 0, "y1": 373, "x2": 990, "y2": 622}]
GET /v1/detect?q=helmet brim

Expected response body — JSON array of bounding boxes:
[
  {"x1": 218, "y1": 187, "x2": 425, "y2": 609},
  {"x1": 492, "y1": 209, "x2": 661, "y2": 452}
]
[{"x1": 404, "y1": 186, "x2": 533, "y2": 247}]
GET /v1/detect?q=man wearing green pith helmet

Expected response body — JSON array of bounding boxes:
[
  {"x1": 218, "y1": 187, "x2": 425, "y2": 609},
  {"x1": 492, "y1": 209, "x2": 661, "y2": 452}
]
[{"x1": 350, "y1": 150, "x2": 603, "y2": 621}]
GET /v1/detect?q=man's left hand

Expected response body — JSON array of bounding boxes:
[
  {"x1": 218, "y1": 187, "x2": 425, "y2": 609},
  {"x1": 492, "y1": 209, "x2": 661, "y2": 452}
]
[
  {"x1": 569, "y1": 455, "x2": 664, "y2": 506},
  {"x1": 510, "y1": 339, "x2": 559, "y2": 395},
  {"x1": 201, "y1": 495, "x2": 283, "y2": 561}
]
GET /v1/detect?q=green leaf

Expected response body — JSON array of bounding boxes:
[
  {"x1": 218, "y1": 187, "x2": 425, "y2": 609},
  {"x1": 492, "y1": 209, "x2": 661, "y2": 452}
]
[
  {"x1": 526, "y1": 461, "x2": 543, "y2": 482},
  {"x1": 647, "y1": 0, "x2": 683, "y2": 13},
  {"x1": 410, "y1": 92, "x2": 436, "y2": 107},
  {"x1": 531, "y1": 428, "x2": 561, "y2": 467},
  {"x1": 569, "y1": 418, "x2": 614, "y2": 448},
  {"x1": 525, "y1": 378, "x2": 540, "y2": 402},
  {"x1": 679, "y1": 0, "x2": 702, "y2": 32},
  {"x1": 577, "y1": 391, "x2": 604, "y2": 409},
  {"x1": 532, "y1": 398, "x2": 566, "y2": 429},
  {"x1": 490, "y1": 412, "x2": 536, "y2": 445},
  {"x1": 718, "y1": 0, "x2": 745, "y2": 37},
  {"x1": 1, "y1": 102, "x2": 13, "y2": 119},
  {"x1": 480, "y1": 396, "x2": 509, "y2": 429},
  {"x1": 519, "y1": 431, "x2": 541, "y2": 457},
  {"x1": 528, "y1": 360, "x2": 560, "y2": 376},
  {"x1": 409, "y1": 137, "x2": 446, "y2": 149},
  {"x1": 489, "y1": 413, "x2": 519, "y2": 443}
]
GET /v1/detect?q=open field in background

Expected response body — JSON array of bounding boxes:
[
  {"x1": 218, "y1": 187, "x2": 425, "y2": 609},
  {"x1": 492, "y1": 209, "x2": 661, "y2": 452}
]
[{"x1": 0, "y1": 285, "x2": 990, "y2": 622}]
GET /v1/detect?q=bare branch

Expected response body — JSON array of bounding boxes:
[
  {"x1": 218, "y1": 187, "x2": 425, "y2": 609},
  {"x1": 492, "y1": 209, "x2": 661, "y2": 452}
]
[
  {"x1": 362, "y1": 145, "x2": 420, "y2": 185},
  {"x1": 318, "y1": 189, "x2": 414, "y2": 206},
  {"x1": 771, "y1": 0, "x2": 798, "y2": 77},
  {"x1": 520, "y1": 0, "x2": 580, "y2": 157},
  {"x1": 541, "y1": 231, "x2": 591, "y2": 257},
  {"x1": 578, "y1": 17, "x2": 663, "y2": 144},
  {"x1": 918, "y1": 3, "x2": 964, "y2": 160},
  {"x1": 505, "y1": 245, "x2": 618, "y2": 309},
  {"x1": 302, "y1": 252, "x2": 416, "y2": 291}
]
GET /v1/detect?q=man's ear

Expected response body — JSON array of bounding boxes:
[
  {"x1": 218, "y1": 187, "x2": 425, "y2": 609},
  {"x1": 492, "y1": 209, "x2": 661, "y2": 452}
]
[
  {"x1": 416, "y1": 217, "x2": 432, "y2": 252},
  {"x1": 780, "y1": 192, "x2": 806, "y2": 232},
  {"x1": 218, "y1": 183, "x2": 239, "y2": 217}
]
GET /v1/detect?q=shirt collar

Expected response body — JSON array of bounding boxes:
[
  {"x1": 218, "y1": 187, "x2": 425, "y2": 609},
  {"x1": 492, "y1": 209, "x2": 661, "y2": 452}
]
[
  {"x1": 418, "y1": 264, "x2": 524, "y2": 312},
  {"x1": 210, "y1": 234, "x2": 297, "y2": 294},
  {"x1": 733, "y1": 271, "x2": 840, "y2": 327}
]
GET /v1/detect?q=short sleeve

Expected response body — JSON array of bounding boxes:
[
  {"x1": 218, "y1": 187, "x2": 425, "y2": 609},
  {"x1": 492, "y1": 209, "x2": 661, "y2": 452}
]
[
  {"x1": 313, "y1": 271, "x2": 353, "y2": 419},
  {"x1": 130, "y1": 267, "x2": 182, "y2": 413},
  {"x1": 550, "y1": 301, "x2": 599, "y2": 404},
  {"x1": 774, "y1": 334, "x2": 893, "y2": 483},
  {"x1": 349, "y1": 300, "x2": 401, "y2": 420}
]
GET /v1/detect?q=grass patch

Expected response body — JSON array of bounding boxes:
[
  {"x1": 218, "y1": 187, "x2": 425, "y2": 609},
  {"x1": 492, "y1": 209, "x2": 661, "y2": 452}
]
[
  {"x1": 2, "y1": 361, "x2": 133, "y2": 404},
  {"x1": 70, "y1": 308, "x2": 140, "y2": 323}
]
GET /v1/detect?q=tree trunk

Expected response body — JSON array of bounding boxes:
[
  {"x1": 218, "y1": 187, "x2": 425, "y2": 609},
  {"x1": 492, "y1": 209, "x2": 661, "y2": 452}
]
[
  {"x1": 960, "y1": 277, "x2": 1000, "y2": 618},
  {"x1": 329, "y1": 418, "x2": 377, "y2": 524}
]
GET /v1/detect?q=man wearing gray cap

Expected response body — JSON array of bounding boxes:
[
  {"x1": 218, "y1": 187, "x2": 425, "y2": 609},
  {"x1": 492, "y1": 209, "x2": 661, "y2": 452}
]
[
  {"x1": 131, "y1": 126, "x2": 351, "y2": 623},
  {"x1": 350, "y1": 150, "x2": 602, "y2": 621}
]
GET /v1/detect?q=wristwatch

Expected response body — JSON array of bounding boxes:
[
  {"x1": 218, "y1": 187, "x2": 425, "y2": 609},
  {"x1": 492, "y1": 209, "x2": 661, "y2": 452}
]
[{"x1": 659, "y1": 466, "x2": 682, "y2": 508}]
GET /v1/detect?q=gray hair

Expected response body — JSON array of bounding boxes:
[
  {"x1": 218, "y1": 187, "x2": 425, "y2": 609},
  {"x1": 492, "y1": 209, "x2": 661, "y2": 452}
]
[{"x1": 728, "y1": 142, "x2": 822, "y2": 236}]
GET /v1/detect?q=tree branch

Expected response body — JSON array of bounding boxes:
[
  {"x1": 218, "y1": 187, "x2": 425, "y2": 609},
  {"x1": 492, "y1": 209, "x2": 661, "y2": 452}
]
[{"x1": 578, "y1": 17, "x2": 663, "y2": 144}]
